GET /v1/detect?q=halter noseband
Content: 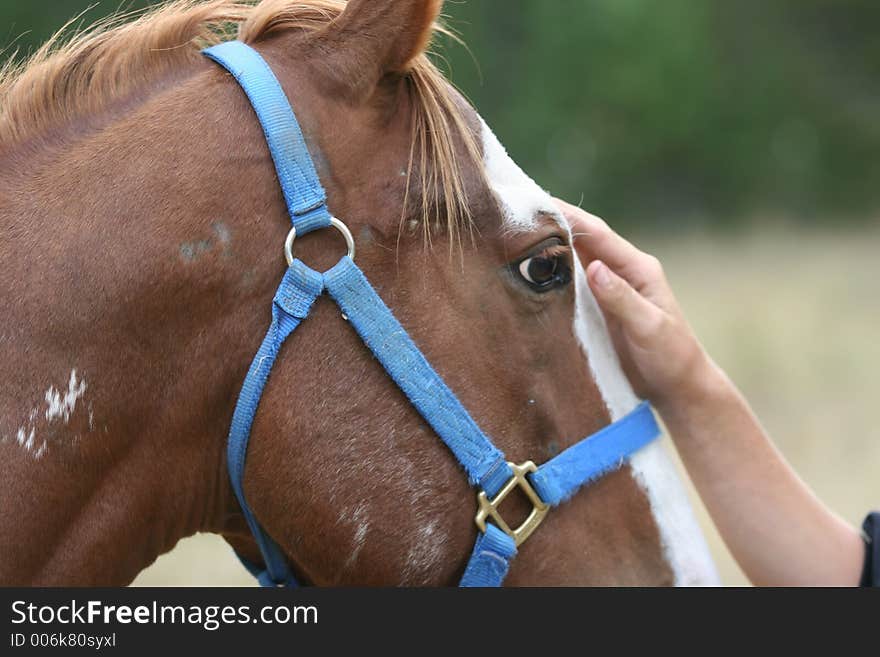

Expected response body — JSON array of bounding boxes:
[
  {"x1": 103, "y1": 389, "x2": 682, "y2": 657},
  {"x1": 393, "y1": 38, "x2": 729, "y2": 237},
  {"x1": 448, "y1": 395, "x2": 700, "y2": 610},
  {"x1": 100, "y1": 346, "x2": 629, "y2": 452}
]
[{"x1": 203, "y1": 41, "x2": 660, "y2": 587}]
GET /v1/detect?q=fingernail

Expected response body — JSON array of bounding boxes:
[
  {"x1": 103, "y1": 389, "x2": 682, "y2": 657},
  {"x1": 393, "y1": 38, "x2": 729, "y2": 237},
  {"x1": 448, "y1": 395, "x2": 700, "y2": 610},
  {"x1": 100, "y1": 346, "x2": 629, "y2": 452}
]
[{"x1": 592, "y1": 262, "x2": 612, "y2": 289}]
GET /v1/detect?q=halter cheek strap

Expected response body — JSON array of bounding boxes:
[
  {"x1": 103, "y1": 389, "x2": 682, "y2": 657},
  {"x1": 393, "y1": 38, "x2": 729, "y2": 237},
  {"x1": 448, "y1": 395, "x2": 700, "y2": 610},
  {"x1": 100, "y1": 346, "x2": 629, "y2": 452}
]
[{"x1": 203, "y1": 40, "x2": 661, "y2": 588}]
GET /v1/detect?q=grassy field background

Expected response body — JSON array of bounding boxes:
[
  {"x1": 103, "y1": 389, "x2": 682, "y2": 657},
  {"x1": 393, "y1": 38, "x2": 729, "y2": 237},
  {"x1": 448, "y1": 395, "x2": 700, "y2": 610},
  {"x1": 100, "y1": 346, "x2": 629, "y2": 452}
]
[{"x1": 133, "y1": 224, "x2": 880, "y2": 586}]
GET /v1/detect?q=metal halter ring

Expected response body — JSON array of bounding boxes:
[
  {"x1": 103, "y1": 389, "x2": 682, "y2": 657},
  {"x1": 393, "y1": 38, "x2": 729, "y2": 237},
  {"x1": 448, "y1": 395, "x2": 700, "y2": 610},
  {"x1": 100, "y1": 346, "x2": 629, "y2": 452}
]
[{"x1": 284, "y1": 217, "x2": 356, "y2": 267}]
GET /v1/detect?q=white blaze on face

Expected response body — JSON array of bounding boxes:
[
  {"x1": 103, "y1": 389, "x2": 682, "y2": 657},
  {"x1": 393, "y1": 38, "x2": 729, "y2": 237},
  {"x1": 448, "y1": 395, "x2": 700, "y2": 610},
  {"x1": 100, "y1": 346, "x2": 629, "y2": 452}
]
[
  {"x1": 570, "y1": 258, "x2": 720, "y2": 585},
  {"x1": 479, "y1": 118, "x2": 719, "y2": 586},
  {"x1": 480, "y1": 118, "x2": 558, "y2": 229}
]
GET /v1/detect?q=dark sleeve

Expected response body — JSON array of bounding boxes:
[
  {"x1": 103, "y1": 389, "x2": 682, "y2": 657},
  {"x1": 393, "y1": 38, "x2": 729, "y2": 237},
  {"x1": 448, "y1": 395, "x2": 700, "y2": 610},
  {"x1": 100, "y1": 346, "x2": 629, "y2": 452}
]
[{"x1": 859, "y1": 512, "x2": 880, "y2": 587}]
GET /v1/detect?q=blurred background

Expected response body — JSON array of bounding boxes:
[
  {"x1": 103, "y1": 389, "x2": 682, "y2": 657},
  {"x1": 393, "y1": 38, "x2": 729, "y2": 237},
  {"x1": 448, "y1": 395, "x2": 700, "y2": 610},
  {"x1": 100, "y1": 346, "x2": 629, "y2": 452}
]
[{"x1": 4, "y1": 0, "x2": 876, "y2": 586}]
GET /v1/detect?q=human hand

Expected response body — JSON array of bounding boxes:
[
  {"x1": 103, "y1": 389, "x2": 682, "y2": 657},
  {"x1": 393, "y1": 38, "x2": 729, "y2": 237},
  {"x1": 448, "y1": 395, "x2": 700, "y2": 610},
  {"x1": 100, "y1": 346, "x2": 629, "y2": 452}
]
[
  {"x1": 556, "y1": 200, "x2": 868, "y2": 587},
  {"x1": 555, "y1": 199, "x2": 716, "y2": 410}
]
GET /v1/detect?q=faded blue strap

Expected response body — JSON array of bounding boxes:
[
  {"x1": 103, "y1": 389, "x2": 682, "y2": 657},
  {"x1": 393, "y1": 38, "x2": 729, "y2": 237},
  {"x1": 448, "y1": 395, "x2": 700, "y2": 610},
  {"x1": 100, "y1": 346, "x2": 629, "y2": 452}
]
[
  {"x1": 324, "y1": 257, "x2": 513, "y2": 496},
  {"x1": 203, "y1": 41, "x2": 332, "y2": 235},
  {"x1": 459, "y1": 402, "x2": 659, "y2": 585},
  {"x1": 460, "y1": 525, "x2": 517, "y2": 587},
  {"x1": 226, "y1": 260, "x2": 324, "y2": 586},
  {"x1": 530, "y1": 401, "x2": 660, "y2": 506}
]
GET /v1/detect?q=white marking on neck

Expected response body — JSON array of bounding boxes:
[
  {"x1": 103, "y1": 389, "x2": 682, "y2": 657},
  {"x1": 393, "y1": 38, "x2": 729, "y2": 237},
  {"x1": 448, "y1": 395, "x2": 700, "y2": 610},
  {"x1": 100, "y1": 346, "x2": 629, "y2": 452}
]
[
  {"x1": 4, "y1": 368, "x2": 92, "y2": 461},
  {"x1": 45, "y1": 369, "x2": 87, "y2": 423},
  {"x1": 339, "y1": 502, "x2": 370, "y2": 573},
  {"x1": 402, "y1": 520, "x2": 444, "y2": 585},
  {"x1": 393, "y1": 452, "x2": 451, "y2": 584},
  {"x1": 479, "y1": 116, "x2": 719, "y2": 585}
]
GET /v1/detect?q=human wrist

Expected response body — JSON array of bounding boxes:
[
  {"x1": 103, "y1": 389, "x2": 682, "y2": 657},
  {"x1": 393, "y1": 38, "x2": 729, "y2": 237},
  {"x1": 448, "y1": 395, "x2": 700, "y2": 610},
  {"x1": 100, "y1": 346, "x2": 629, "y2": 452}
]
[{"x1": 652, "y1": 352, "x2": 733, "y2": 425}]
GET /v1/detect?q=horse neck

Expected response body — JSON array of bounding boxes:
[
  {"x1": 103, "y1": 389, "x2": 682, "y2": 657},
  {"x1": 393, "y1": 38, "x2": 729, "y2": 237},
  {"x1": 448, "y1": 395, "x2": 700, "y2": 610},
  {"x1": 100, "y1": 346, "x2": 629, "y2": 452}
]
[{"x1": 0, "y1": 69, "x2": 278, "y2": 584}]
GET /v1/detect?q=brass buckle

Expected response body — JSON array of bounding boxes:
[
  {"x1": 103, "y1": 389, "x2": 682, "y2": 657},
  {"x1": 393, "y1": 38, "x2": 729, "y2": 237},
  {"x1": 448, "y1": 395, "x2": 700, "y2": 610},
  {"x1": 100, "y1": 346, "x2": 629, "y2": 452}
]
[{"x1": 475, "y1": 461, "x2": 549, "y2": 548}]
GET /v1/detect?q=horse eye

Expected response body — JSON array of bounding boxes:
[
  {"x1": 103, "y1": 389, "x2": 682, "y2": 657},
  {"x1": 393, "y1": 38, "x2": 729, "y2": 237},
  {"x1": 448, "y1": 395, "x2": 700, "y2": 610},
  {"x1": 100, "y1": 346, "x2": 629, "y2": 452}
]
[{"x1": 516, "y1": 253, "x2": 572, "y2": 292}]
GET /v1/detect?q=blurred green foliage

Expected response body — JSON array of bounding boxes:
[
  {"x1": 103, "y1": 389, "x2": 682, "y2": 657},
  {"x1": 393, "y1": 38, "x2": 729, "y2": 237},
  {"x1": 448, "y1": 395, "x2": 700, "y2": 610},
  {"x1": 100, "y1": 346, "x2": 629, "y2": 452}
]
[{"x1": 2, "y1": 0, "x2": 878, "y2": 230}]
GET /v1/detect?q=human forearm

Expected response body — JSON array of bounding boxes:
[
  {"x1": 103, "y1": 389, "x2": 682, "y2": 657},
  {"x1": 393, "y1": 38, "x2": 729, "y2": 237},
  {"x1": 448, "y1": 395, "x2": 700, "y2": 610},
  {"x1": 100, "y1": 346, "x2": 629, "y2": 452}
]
[{"x1": 658, "y1": 357, "x2": 864, "y2": 586}]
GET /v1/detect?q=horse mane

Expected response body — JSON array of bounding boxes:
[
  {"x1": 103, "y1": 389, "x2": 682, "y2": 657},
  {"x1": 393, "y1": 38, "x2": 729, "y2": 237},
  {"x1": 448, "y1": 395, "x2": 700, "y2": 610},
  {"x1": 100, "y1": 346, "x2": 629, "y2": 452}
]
[{"x1": 0, "y1": 0, "x2": 479, "y2": 240}]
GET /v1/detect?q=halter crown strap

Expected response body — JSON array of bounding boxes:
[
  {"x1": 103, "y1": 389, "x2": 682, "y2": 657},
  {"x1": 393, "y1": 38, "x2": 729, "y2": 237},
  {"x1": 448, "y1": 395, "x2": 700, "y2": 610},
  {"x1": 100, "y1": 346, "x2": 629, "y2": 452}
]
[
  {"x1": 204, "y1": 41, "x2": 331, "y2": 236},
  {"x1": 203, "y1": 41, "x2": 661, "y2": 588}
]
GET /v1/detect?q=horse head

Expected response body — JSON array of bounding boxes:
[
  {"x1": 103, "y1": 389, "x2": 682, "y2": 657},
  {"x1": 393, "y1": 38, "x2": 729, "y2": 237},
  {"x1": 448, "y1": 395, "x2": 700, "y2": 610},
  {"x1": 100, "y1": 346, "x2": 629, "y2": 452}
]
[{"x1": 0, "y1": 0, "x2": 717, "y2": 586}]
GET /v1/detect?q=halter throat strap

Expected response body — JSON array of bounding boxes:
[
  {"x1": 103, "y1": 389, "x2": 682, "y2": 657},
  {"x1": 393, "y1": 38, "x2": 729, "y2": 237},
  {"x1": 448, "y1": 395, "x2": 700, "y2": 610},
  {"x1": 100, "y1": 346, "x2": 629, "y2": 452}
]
[{"x1": 203, "y1": 40, "x2": 660, "y2": 588}]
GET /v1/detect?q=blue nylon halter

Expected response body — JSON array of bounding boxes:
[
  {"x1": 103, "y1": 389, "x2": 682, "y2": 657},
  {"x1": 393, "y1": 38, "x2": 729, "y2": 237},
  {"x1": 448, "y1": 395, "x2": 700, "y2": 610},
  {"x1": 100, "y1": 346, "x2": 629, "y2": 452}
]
[{"x1": 203, "y1": 41, "x2": 661, "y2": 587}]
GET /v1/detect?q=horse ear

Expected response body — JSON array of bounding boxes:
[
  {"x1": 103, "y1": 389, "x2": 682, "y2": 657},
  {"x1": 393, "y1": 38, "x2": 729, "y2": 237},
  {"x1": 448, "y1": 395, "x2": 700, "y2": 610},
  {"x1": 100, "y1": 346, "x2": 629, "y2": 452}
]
[{"x1": 315, "y1": 0, "x2": 443, "y2": 101}]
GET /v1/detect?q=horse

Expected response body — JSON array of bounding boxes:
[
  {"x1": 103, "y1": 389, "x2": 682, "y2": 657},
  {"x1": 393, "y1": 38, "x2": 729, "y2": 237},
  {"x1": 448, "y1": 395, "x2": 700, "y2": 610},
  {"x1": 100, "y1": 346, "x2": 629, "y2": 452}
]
[{"x1": 0, "y1": 0, "x2": 719, "y2": 586}]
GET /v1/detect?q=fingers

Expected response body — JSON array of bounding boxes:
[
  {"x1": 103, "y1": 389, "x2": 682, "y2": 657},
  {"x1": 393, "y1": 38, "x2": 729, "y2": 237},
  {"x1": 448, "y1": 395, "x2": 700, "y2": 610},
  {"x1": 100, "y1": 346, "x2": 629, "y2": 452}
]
[
  {"x1": 554, "y1": 198, "x2": 659, "y2": 293},
  {"x1": 586, "y1": 260, "x2": 666, "y2": 343}
]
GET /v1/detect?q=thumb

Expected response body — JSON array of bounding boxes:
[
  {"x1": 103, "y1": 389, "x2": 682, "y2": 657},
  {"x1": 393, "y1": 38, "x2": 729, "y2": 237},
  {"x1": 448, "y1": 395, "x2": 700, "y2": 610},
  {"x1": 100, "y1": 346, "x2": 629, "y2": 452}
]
[{"x1": 587, "y1": 260, "x2": 663, "y2": 338}]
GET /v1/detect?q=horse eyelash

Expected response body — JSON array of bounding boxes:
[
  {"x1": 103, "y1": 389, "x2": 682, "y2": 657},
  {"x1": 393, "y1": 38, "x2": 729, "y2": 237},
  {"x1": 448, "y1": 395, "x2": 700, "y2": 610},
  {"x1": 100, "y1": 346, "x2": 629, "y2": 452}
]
[{"x1": 539, "y1": 244, "x2": 570, "y2": 260}]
